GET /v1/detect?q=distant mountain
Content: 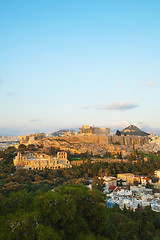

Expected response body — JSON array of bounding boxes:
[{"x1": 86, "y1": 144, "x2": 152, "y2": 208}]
[
  {"x1": 147, "y1": 129, "x2": 160, "y2": 136},
  {"x1": 48, "y1": 129, "x2": 78, "y2": 137},
  {"x1": 121, "y1": 125, "x2": 149, "y2": 136}
]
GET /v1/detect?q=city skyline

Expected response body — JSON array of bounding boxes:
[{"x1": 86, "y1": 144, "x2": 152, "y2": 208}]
[{"x1": 0, "y1": 0, "x2": 160, "y2": 135}]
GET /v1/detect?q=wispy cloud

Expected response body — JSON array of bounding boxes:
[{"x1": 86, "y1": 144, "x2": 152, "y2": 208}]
[
  {"x1": 106, "y1": 102, "x2": 139, "y2": 111},
  {"x1": 30, "y1": 119, "x2": 42, "y2": 123},
  {"x1": 148, "y1": 81, "x2": 156, "y2": 87},
  {"x1": 83, "y1": 102, "x2": 139, "y2": 111},
  {"x1": 134, "y1": 79, "x2": 157, "y2": 90},
  {"x1": 6, "y1": 91, "x2": 15, "y2": 96}
]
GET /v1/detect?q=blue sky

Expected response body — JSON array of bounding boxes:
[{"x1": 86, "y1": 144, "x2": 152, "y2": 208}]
[{"x1": 0, "y1": 0, "x2": 160, "y2": 135}]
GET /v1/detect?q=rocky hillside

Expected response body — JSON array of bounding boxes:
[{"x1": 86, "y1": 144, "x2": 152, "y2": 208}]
[
  {"x1": 48, "y1": 129, "x2": 78, "y2": 137},
  {"x1": 121, "y1": 125, "x2": 149, "y2": 136},
  {"x1": 37, "y1": 134, "x2": 148, "y2": 157}
]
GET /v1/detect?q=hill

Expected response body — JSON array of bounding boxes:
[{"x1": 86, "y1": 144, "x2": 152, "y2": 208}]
[
  {"x1": 48, "y1": 129, "x2": 76, "y2": 137},
  {"x1": 121, "y1": 125, "x2": 149, "y2": 136}
]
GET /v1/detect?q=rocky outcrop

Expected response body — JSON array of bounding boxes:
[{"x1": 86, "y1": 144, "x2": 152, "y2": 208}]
[
  {"x1": 59, "y1": 134, "x2": 148, "y2": 146},
  {"x1": 34, "y1": 134, "x2": 149, "y2": 157}
]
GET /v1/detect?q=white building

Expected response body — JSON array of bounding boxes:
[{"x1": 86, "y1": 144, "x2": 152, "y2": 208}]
[{"x1": 154, "y1": 170, "x2": 160, "y2": 178}]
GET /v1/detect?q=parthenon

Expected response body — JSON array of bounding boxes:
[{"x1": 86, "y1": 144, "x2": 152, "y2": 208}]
[{"x1": 80, "y1": 125, "x2": 110, "y2": 135}]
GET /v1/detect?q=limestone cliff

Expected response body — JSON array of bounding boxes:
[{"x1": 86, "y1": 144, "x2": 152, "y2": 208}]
[{"x1": 35, "y1": 134, "x2": 148, "y2": 157}]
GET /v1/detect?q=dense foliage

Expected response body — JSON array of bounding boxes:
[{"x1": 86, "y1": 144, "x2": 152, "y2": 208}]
[
  {"x1": 1, "y1": 184, "x2": 160, "y2": 240},
  {"x1": 0, "y1": 148, "x2": 160, "y2": 195}
]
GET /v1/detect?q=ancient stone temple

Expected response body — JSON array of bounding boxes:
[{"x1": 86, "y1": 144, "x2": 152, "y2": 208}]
[
  {"x1": 13, "y1": 151, "x2": 72, "y2": 170},
  {"x1": 80, "y1": 125, "x2": 110, "y2": 135}
]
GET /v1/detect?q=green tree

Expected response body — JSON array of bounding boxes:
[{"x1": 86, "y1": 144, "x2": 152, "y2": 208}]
[
  {"x1": 27, "y1": 144, "x2": 36, "y2": 152},
  {"x1": 18, "y1": 144, "x2": 26, "y2": 153},
  {"x1": 116, "y1": 130, "x2": 121, "y2": 136}
]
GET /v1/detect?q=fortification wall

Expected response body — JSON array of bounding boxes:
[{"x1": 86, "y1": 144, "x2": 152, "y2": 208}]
[{"x1": 59, "y1": 135, "x2": 148, "y2": 146}]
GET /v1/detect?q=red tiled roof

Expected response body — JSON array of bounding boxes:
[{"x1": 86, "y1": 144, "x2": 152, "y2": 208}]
[
  {"x1": 141, "y1": 177, "x2": 151, "y2": 180},
  {"x1": 109, "y1": 185, "x2": 116, "y2": 190},
  {"x1": 114, "y1": 187, "x2": 121, "y2": 192}
]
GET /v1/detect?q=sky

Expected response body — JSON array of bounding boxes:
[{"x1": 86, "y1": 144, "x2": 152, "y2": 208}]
[{"x1": 0, "y1": 0, "x2": 160, "y2": 135}]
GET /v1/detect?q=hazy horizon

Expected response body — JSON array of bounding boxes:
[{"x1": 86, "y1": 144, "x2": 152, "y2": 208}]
[{"x1": 1, "y1": 122, "x2": 160, "y2": 137}]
